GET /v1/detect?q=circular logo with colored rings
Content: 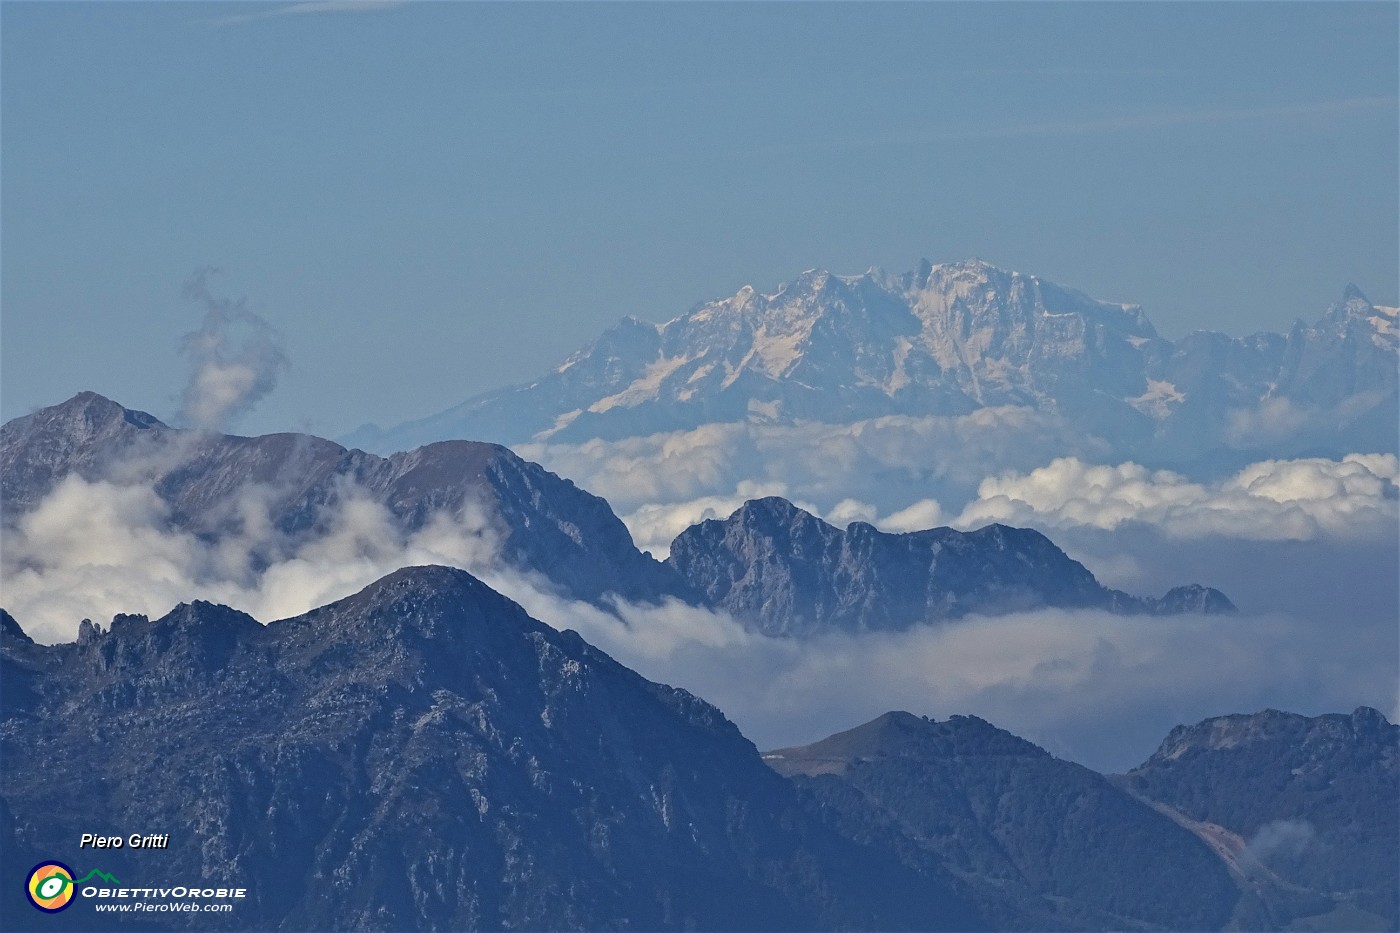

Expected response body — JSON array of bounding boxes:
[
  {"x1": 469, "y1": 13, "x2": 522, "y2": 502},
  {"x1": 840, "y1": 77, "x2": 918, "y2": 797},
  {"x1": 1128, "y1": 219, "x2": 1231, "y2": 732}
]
[{"x1": 26, "y1": 862, "x2": 76, "y2": 912}]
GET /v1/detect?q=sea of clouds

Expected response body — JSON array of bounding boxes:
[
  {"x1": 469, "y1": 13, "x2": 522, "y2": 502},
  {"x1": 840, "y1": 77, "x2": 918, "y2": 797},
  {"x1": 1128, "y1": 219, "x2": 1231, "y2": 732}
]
[
  {"x1": 4, "y1": 443, "x2": 1394, "y2": 773},
  {"x1": 4, "y1": 284, "x2": 1394, "y2": 772}
]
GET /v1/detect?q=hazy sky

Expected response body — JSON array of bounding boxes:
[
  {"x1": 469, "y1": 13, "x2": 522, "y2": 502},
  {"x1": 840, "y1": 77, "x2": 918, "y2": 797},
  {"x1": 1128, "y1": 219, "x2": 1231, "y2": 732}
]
[{"x1": 3, "y1": 1, "x2": 1396, "y2": 439}]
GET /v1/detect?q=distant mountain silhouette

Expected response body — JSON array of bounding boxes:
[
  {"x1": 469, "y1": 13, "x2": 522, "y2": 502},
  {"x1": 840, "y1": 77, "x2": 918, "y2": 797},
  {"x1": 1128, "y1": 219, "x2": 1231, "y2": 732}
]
[
  {"x1": 343, "y1": 260, "x2": 1398, "y2": 468},
  {"x1": 667, "y1": 496, "x2": 1234, "y2": 635}
]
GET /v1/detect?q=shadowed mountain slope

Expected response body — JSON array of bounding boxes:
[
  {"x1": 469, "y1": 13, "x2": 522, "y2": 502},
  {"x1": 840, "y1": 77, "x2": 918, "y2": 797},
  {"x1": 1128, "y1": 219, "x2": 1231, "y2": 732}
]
[
  {"x1": 1119, "y1": 707, "x2": 1400, "y2": 929},
  {"x1": 764, "y1": 711, "x2": 1241, "y2": 930},
  {"x1": 0, "y1": 567, "x2": 982, "y2": 931},
  {"x1": 1, "y1": 392, "x2": 682, "y2": 606},
  {"x1": 667, "y1": 496, "x2": 1234, "y2": 635}
]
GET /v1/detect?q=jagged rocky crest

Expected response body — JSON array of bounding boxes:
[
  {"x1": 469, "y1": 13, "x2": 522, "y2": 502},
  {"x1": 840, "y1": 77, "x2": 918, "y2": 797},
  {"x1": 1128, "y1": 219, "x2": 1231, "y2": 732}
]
[
  {"x1": 666, "y1": 496, "x2": 1234, "y2": 635},
  {"x1": 0, "y1": 567, "x2": 981, "y2": 931},
  {"x1": 344, "y1": 260, "x2": 1398, "y2": 464}
]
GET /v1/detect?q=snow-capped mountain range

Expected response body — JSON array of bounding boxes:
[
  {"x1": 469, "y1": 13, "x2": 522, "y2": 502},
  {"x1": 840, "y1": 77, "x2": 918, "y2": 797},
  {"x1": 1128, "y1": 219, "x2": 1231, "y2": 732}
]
[{"x1": 344, "y1": 259, "x2": 1398, "y2": 466}]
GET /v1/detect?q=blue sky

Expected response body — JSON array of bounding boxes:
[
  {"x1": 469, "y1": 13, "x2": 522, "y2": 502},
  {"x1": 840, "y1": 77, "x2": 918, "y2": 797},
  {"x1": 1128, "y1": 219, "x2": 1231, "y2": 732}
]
[{"x1": 3, "y1": 1, "x2": 1396, "y2": 438}]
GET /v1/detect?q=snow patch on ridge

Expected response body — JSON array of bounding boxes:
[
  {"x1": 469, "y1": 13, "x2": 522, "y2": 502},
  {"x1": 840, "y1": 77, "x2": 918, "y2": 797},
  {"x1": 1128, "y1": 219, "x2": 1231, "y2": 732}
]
[
  {"x1": 1129, "y1": 380, "x2": 1186, "y2": 418},
  {"x1": 589, "y1": 355, "x2": 693, "y2": 413}
]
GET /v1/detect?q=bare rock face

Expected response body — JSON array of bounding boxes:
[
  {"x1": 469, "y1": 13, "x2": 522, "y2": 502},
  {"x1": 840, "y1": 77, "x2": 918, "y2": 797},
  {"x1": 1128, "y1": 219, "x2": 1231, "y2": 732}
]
[
  {"x1": 345, "y1": 261, "x2": 1398, "y2": 464},
  {"x1": 1120, "y1": 707, "x2": 1400, "y2": 929},
  {"x1": 0, "y1": 392, "x2": 683, "y2": 605},
  {"x1": 0, "y1": 568, "x2": 981, "y2": 931},
  {"x1": 666, "y1": 497, "x2": 1234, "y2": 635},
  {"x1": 765, "y1": 711, "x2": 1241, "y2": 931}
]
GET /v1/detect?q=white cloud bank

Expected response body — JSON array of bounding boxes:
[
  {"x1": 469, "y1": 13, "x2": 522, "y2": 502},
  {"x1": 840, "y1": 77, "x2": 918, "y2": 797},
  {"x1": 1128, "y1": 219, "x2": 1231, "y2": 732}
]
[
  {"x1": 0, "y1": 474, "x2": 502, "y2": 641},
  {"x1": 614, "y1": 452, "x2": 1398, "y2": 559},
  {"x1": 2, "y1": 459, "x2": 1395, "y2": 773},
  {"x1": 953, "y1": 453, "x2": 1398, "y2": 541},
  {"x1": 520, "y1": 400, "x2": 1395, "y2": 560},
  {"x1": 521, "y1": 407, "x2": 1106, "y2": 522}
]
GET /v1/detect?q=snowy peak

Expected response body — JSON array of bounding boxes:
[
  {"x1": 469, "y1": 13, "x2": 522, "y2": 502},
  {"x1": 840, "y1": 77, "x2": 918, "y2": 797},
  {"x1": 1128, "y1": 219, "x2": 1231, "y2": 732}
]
[
  {"x1": 344, "y1": 259, "x2": 1398, "y2": 457},
  {"x1": 1325, "y1": 285, "x2": 1397, "y2": 351},
  {"x1": 561, "y1": 258, "x2": 1166, "y2": 435}
]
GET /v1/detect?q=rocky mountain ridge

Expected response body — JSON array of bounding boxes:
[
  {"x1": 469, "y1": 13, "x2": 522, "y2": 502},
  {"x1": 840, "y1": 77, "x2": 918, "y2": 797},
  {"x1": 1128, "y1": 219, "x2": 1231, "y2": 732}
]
[
  {"x1": 765, "y1": 711, "x2": 1241, "y2": 930},
  {"x1": 1119, "y1": 706, "x2": 1399, "y2": 928},
  {"x1": 343, "y1": 259, "x2": 1398, "y2": 463},
  {"x1": 766, "y1": 706, "x2": 1398, "y2": 931},
  {"x1": 3, "y1": 394, "x2": 1234, "y2": 644},
  {"x1": 0, "y1": 567, "x2": 980, "y2": 931},
  {"x1": 0, "y1": 392, "x2": 680, "y2": 606},
  {"x1": 666, "y1": 496, "x2": 1234, "y2": 635}
]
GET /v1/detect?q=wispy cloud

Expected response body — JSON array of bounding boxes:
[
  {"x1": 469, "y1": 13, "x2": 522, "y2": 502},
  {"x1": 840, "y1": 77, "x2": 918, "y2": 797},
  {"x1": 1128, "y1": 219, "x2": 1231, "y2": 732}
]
[
  {"x1": 207, "y1": 1, "x2": 406, "y2": 28},
  {"x1": 176, "y1": 268, "x2": 288, "y2": 432}
]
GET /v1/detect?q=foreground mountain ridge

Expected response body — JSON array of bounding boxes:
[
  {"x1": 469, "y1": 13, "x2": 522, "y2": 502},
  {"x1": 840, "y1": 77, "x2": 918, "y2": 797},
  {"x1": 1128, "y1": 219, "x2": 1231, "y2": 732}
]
[
  {"x1": 767, "y1": 706, "x2": 1397, "y2": 931},
  {"x1": 4, "y1": 571, "x2": 1391, "y2": 930},
  {"x1": 1120, "y1": 705, "x2": 1399, "y2": 928},
  {"x1": 344, "y1": 258, "x2": 1399, "y2": 463},
  {"x1": 765, "y1": 711, "x2": 1240, "y2": 930},
  {"x1": 0, "y1": 567, "x2": 981, "y2": 931}
]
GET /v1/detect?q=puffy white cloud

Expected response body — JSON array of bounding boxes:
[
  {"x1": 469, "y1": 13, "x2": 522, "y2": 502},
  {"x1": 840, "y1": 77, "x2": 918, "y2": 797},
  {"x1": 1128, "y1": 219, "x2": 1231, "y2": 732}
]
[
  {"x1": 953, "y1": 454, "x2": 1398, "y2": 541},
  {"x1": 877, "y1": 499, "x2": 946, "y2": 534},
  {"x1": 0, "y1": 474, "x2": 502, "y2": 641}
]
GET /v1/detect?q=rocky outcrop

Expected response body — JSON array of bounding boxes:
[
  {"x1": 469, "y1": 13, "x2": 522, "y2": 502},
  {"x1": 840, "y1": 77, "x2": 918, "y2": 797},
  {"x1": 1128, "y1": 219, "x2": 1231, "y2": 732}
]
[
  {"x1": 0, "y1": 567, "x2": 980, "y2": 931},
  {"x1": 666, "y1": 497, "x2": 1234, "y2": 635}
]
